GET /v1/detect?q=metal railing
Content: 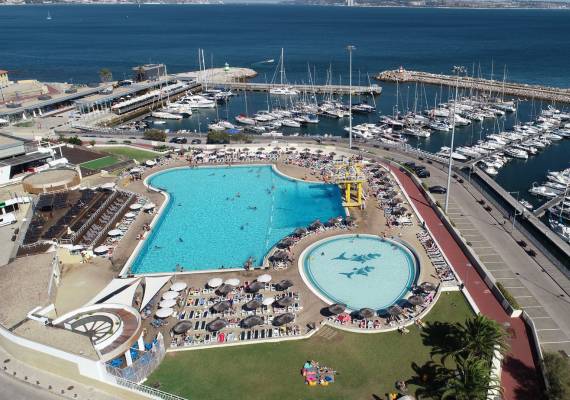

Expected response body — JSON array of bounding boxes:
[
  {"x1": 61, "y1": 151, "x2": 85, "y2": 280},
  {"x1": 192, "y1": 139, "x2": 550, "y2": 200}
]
[
  {"x1": 91, "y1": 192, "x2": 136, "y2": 246},
  {"x1": 114, "y1": 377, "x2": 188, "y2": 400},
  {"x1": 71, "y1": 191, "x2": 118, "y2": 242}
]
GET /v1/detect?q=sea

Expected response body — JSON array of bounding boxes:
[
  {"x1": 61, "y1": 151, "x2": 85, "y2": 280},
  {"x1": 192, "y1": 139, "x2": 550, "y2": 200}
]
[{"x1": 1, "y1": 4, "x2": 569, "y2": 204}]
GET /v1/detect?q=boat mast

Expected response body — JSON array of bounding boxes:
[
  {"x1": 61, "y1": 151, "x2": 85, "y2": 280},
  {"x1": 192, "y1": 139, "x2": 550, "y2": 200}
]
[{"x1": 280, "y1": 48, "x2": 284, "y2": 86}]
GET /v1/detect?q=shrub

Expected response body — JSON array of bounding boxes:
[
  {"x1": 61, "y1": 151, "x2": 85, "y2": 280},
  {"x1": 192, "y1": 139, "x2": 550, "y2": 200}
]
[
  {"x1": 207, "y1": 131, "x2": 230, "y2": 144},
  {"x1": 62, "y1": 136, "x2": 82, "y2": 146},
  {"x1": 89, "y1": 140, "x2": 96, "y2": 146},
  {"x1": 123, "y1": 140, "x2": 132, "y2": 144},
  {"x1": 143, "y1": 129, "x2": 166, "y2": 142},
  {"x1": 107, "y1": 140, "x2": 117, "y2": 144},
  {"x1": 496, "y1": 282, "x2": 521, "y2": 310},
  {"x1": 543, "y1": 352, "x2": 570, "y2": 400}
]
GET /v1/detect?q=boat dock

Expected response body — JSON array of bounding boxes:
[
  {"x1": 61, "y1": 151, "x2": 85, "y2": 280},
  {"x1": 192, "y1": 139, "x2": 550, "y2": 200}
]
[
  {"x1": 375, "y1": 69, "x2": 570, "y2": 104},
  {"x1": 533, "y1": 193, "x2": 565, "y2": 217}
]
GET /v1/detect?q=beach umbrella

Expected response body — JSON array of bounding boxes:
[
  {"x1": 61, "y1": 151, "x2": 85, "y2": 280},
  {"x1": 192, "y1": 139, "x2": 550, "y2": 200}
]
[
  {"x1": 337, "y1": 313, "x2": 351, "y2": 323},
  {"x1": 211, "y1": 301, "x2": 231, "y2": 313},
  {"x1": 207, "y1": 278, "x2": 223, "y2": 288},
  {"x1": 107, "y1": 229, "x2": 122, "y2": 237},
  {"x1": 162, "y1": 291, "x2": 179, "y2": 300},
  {"x1": 316, "y1": 149, "x2": 324, "y2": 154},
  {"x1": 125, "y1": 212, "x2": 136, "y2": 219},
  {"x1": 172, "y1": 320, "x2": 193, "y2": 335},
  {"x1": 130, "y1": 203, "x2": 143, "y2": 210},
  {"x1": 302, "y1": 147, "x2": 311, "y2": 152},
  {"x1": 275, "y1": 296, "x2": 294, "y2": 307},
  {"x1": 159, "y1": 299, "x2": 177, "y2": 308},
  {"x1": 387, "y1": 305, "x2": 404, "y2": 316},
  {"x1": 244, "y1": 299, "x2": 262, "y2": 310},
  {"x1": 273, "y1": 313, "x2": 295, "y2": 326},
  {"x1": 420, "y1": 282, "x2": 436, "y2": 292},
  {"x1": 217, "y1": 284, "x2": 234, "y2": 295},
  {"x1": 328, "y1": 303, "x2": 347, "y2": 315},
  {"x1": 271, "y1": 250, "x2": 289, "y2": 261},
  {"x1": 241, "y1": 315, "x2": 264, "y2": 329},
  {"x1": 101, "y1": 182, "x2": 116, "y2": 189},
  {"x1": 145, "y1": 160, "x2": 156, "y2": 167},
  {"x1": 276, "y1": 280, "x2": 294, "y2": 291},
  {"x1": 93, "y1": 245, "x2": 109, "y2": 255},
  {"x1": 262, "y1": 297, "x2": 275, "y2": 306},
  {"x1": 170, "y1": 282, "x2": 187, "y2": 292},
  {"x1": 155, "y1": 307, "x2": 173, "y2": 318},
  {"x1": 207, "y1": 318, "x2": 228, "y2": 332},
  {"x1": 130, "y1": 167, "x2": 142, "y2": 173},
  {"x1": 325, "y1": 218, "x2": 338, "y2": 227},
  {"x1": 344, "y1": 216, "x2": 356, "y2": 225},
  {"x1": 143, "y1": 202, "x2": 156, "y2": 211},
  {"x1": 257, "y1": 274, "x2": 272, "y2": 283},
  {"x1": 293, "y1": 228, "x2": 308, "y2": 237},
  {"x1": 408, "y1": 295, "x2": 425, "y2": 307},
  {"x1": 247, "y1": 281, "x2": 266, "y2": 293},
  {"x1": 309, "y1": 220, "x2": 324, "y2": 230},
  {"x1": 358, "y1": 308, "x2": 376, "y2": 319},
  {"x1": 224, "y1": 278, "x2": 240, "y2": 286},
  {"x1": 277, "y1": 237, "x2": 295, "y2": 248}
]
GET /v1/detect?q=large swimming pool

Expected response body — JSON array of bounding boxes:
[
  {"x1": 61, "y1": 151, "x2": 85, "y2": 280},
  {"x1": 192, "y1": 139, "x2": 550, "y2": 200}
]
[
  {"x1": 301, "y1": 234, "x2": 418, "y2": 311},
  {"x1": 129, "y1": 165, "x2": 345, "y2": 274}
]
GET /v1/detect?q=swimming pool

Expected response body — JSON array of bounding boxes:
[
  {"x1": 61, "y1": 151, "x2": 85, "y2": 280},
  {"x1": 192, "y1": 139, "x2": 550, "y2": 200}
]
[
  {"x1": 129, "y1": 165, "x2": 345, "y2": 274},
  {"x1": 301, "y1": 234, "x2": 418, "y2": 311}
]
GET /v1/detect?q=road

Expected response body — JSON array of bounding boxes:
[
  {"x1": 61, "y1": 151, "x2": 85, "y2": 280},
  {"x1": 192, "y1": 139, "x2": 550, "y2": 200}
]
[{"x1": 0, "y1": 372, "x2": 61, "y2": 400}]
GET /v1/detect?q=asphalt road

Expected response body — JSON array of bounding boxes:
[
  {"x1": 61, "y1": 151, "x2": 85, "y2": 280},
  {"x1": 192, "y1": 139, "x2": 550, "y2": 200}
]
[{"x1": 0, "y1": 372, "x2": 61, "y2": 400}]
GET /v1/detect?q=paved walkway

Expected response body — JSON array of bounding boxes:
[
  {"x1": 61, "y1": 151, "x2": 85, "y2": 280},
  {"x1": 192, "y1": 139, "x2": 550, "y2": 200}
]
[{"x1": 388, "y1": 165, "x2": 543, "y2": 400}]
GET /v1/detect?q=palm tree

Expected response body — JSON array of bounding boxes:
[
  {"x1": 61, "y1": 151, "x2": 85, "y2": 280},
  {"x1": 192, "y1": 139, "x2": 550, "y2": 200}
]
[
  {"x1": 99, "y1": 68, "x2": 112, "y2": 83},
  {"x1": 453, "y1": 315, "x2": 509, "y2": 362},
  {"x1": 442, "y1": 356, "x2": 502, "y2": 400}
]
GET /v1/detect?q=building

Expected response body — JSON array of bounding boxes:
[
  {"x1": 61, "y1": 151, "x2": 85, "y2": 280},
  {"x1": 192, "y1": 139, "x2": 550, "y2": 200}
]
[
  {"x1": 0, "y1": 133, "x2": 55, "y2": 184},
  {"x1": 132, "y1": 64, "x2": 167, "y2": 82},
  {"x1": 0, "y1": 70, "x2": 8, "y2": 88}
]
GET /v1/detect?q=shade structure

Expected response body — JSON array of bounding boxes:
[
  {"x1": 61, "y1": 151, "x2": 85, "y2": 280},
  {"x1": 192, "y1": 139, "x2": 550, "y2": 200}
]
[
  {"x1": 159, "y1": 299, "x2": 177, "y2": 308},
  {"x1": 93, "y1": 245, "x2": 109, "y2": 255},
  {"x1": 224, "y1": 278, "x2": 240, "y2": 286},
  {"x1": 420, "y1": 282, "x2": 437, "y2": 292},
  {"x1": 216, "y1": 284, "x2": 234, "y2": 295},
  {"x1": 344, "y1": 216, "x2": 356, "y2": 225},
  {"x1": 170, "y1": 282, "x2": 187, "y2": 292},
  {"x1": 101, "y1": 182, "x2": 116, "y2": 189},
  {"x1": 143, "y1": 202, "x2": 156, "y2": 210},
  {"x1": 275, "y1": 279, "x2": 294, "y2": 291},
  {"x1": 271, "y1": 250, "x2": 289, "y2": 261},
  {"x1": 408, "y1": 295, "x2": 425, "y2": 306},
  {"x1": 309, "y1": 220, "x2": 324, "y2": 230},
  {"x1": 156, "y1": 307, "x2": 173, "y2": 318},
  {"x1": 241, "y1": 315, "x2": 264, "y2": 329},
  {"x1": 207, "y1": 318, "x2": 228, "y2": 332},
  {"x1": 162, "y1": 291, "x2": 179, "y2": 300},
  {"x1": 293, "y1": 228, "x2": 308, "y2": 237},
  {"x1": 207, "y1": 278, "x2": 223, "y2": 288},
  {"x1": 262, "y1": 297, "x2": 275, "y2": 306},
  {"x1": 172, "y1": 320, "x2": 193, "y2": 335},
  {"x1": 70, "y1": 244, "x2": 84, "y2": 251},
  {"x1": 107, "y1": 229, "x2": 123, "y2": 237},
  {"x1": 358, "y1": 308, "x2": 376, "y2": 319},
  {"x1": 257, "y1": 274, "x2": 272, "y2": 283},
  {"x1": 275, "y1": 296, "x2": 294, "y2": 307},
  {"x1": 130, "y1": 167, "x2": 143, "y2": 173},
  {"x1": 325, "y1": 218, "x2": 338, "y2": 227},
  {"x1": 211, "y1": 301, "x2": 231, "y2": 313},
  {"x1": 247, "y1": 281, "x2": 265, "y2": 293},
  {"x1": 145, "y1": 160, "x2": 156, "y2": 166},
  {"x1": 277, "y1": 237, "x2": 295, "y2": 248},
  {"x1": 244, "y1": 299, "x2": 262, "y2": 310},
  {"x1": 337, "y1": 313, "x2": 351, "y2": 323},
  {"x1": 387, "y1": 305, "x2": 404, "y2": 316},
  {"x1": 273, "y1": 313, "x2": 295, "y2": 326},
  {"x1": 130, "y1": 203, "x2": 143, "y2": 210},
  {"x1": 328, "y1": 303, "x2": 347, "y2": 315},
  {"x1": 125, "y1": 212, "x2": 136, "y2": 219}
]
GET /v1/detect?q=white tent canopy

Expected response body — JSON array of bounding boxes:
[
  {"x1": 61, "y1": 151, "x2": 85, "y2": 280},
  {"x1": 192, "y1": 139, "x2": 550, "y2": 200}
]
[
  {"x1": 162, "y1": 291, "x2": 179, "y2": 300},
  {"x1": 130, "y1": 203, "x2": 143, "y2": 210},
  {"x1": 102, "y1": 279, "x2": 141, "y2": 307},
  {"x1": 87, "y1": 277, "x2": 141, "y2": 306},
  {"x1": 156, "y1": 307, "x2": 173, "y2": 318},
  {"x1": 207, "y1": 278, "x2": 223, "y2": 288},
  {"x1": 262, "y1": 297, "x2": 275, "y2": 306},
  {"x1": 257, "y1": 274, "x2": 272, "y2": 283},
  {"x1": 224, "y1": 278, "x2": 240, "y2": 286},
  {"x1": 107, "y1": 229, "x2": 122, "y2": 237},
  {"x1": 143, "y1": 202, "x2": 156, "y2": 210},
  {"x1": 140, "y1": 275, "x2": 172, "y2": 311},
  {"x1": 170, "y1": 282, "x2": 187, "y2": 292},
  {"x1": 159, "y1": 299, "x2": 177, "y2": 308}
]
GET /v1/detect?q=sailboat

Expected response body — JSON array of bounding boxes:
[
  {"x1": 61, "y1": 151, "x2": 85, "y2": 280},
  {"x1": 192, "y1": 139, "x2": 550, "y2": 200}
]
[
  {"x1": 270, "y1": 49, "x2": 299, "y2": 96},
  {"x1": 46, "y1": 11, "x2": 52, "y2": 20}
]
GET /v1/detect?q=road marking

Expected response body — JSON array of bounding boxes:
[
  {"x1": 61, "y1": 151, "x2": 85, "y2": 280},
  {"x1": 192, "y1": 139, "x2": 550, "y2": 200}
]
[{"x1": 540, "y1": 340, "x2": 570, "y2": 344}]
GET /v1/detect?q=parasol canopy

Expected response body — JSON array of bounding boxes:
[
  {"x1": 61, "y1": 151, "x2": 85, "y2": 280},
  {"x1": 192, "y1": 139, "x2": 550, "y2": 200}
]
[
  {"x1": 208, "y1": 278, "x2": 223, "y2": 288},
  {"x1": 129, "y1": 203, "x2": 143, "y2": 210},
  {"x1": 216, "y1": 284, "x2": 235, "y2": 295},
  {"x1": 211, "y1": 301, "x2": 231, "y2": 313},
  {"x1": 387, "y1": 305, "x2": 404, "y2": 316},
  {"x1": 244, "y1": 299, "x2": 262, "y2": 310},
  {"x1": 93, "y1": 245, "x2": 109, "y2": 254},
  {"x1": 275, "y1": 279, "x2": 294, "y2": 291},
  {"x1": 159, "y1": 299, "x2": 177, "y2": 308},
  {"x1": 358, "y1": 308, "x2": 376, "y2": 319},
  {"x1": 275, "y1": 296, "x2": 294, "y2": 307},
  {"x1": 224, "y1": 278, "x2": 240, "y2": 286},
  {"x1": 155, "y1": 307, "x2": 173, "y2": 318},
  {"x1": 257, "y1": 274, "x2": 272, "y2": 283},
  {"x1": 247, "y1": 281, "x2": 266, "y2": 293},
  {"x1": 241, "y1": 315, "x2": 264, "y2": 329},
  {"x1": 170, "y1": 282, "x2": 187, "y2": 292},
  {"x1": 162, "y1": 291, "x2": 179, "y2": 300},
  {"x1": 420, "y1": 282, "x2": 437, "y2": 292},
  {"x1": 328, "y1": 303, "x2": 347, "y2": 315},
  {"x1": 172, "y1": 320, "x2": 193, "y2": 335},
  {"x1": 107, "y1": 229, "x2": 122, "y2": 237},
  {"x1": 262, "y1": 297, "x2": 275, "y2": 306},
  {"x1": 408, "y1": 295, "x2": 425, "y2": 306},
  {"x1": 273, "y1": 313, "x2": 295, "y2": 326},
  {"x1": 207, "y1": 318, "x2": 228, "y2": 332}
]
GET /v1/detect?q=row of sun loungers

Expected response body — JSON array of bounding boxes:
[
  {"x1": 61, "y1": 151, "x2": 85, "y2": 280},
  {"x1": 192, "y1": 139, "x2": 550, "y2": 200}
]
[{"x1": 417, "y1": 230, "x2": 457, "y2": 283}]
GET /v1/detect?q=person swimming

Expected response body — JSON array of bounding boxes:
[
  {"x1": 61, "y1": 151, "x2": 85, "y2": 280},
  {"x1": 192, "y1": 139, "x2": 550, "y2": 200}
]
[
  {"x1": 178, "y1": 238, "x2": 184, "y2": 243},
  {"x1": 236, "y1": 192, "x2": 240, "y2": 197},
  {"x1": 248, "y1": 206, "x2": 257, "y2": 210},
  {"x1": 154, "y1": 245, "x2": 162, "y2": 249}
]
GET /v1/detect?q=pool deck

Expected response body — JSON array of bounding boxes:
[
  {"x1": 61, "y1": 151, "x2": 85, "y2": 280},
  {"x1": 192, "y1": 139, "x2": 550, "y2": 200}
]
[{"x1": 106, "y1": 153, "x2": 440, "y2": 342}]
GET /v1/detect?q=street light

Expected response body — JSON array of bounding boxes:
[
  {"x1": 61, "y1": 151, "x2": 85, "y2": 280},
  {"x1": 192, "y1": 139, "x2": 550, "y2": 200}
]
[
  {"x1": 347, "y1": 45, "x2": 356, "y2": 149},
  {"x1": 508, "y1": 191, "x2": 523, "y2": 230},
  {"x1": 444, "y1": 65, "x2": 466, "y2": 214}
]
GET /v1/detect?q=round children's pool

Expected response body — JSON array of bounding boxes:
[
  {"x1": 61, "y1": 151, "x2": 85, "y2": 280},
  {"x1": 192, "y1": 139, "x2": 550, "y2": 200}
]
[{"x1": 300, "y1": 234, "x2": 419, "y2": 311}]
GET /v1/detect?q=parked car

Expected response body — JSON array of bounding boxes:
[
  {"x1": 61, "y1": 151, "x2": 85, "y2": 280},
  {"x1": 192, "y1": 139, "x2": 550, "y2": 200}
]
[
  {"x1": 415, "y1": 168, "x2": 430, "y2": 178},
  {"x1": 429, "y1": 185, "x2": 447, "y2": 194},
  {"x1": 190, "y1": 139, "x2": 202, "y2": 144}
]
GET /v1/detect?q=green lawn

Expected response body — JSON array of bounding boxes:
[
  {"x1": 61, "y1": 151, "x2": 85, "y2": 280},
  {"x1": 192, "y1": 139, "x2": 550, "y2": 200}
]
[
  {"x1": 98, "y1": 146, "x2": 158, "y2": 163},
  {"x1": 80, "y1": 155, "x2": 120, "y2": 171},
  {"x1": 148, "y1": 292, "x2": 473, "y2": 400}
]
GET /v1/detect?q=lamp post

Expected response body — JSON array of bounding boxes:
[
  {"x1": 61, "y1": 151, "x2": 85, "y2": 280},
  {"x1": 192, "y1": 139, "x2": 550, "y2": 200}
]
[
  {"x1": 508, "y1": 191, "x2": 522, "y2": 230},
  {"x1": 444, "y1": 65, "x2": 466, "y2": 214},
  {"x1": 347, "y1": 45, "x2": 356, "y2": 149}
]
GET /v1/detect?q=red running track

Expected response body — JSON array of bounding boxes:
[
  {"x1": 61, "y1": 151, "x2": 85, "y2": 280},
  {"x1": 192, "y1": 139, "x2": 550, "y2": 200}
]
[{"x1": 389, "y1": 166, "x2": 542, "y2": 400}]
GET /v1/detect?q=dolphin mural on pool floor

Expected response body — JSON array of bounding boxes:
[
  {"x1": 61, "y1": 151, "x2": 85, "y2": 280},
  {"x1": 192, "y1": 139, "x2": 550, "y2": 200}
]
[
  {"x1": 333, "y1": 252, "x2": 381, "y2": 263},
  {"x1": 339, "y1": 266, "x2": 375, "y2": 279}
]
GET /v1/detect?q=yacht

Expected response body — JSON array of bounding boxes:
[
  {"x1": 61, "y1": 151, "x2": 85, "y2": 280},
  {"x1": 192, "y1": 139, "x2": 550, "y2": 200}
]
[
  {"x1": 254, "y1": 111, "x2": 276, "y2": 123},
  {"x1": 456, "y1": 147, "x2": 480, "y2": 158},
  {"x1": 184, "y1": 95, "x2": 215, "y2": 109},
  {"x1": 529, "y1": 185, "x2": 559, "y2": 198},
  {"x1": 437, "y1": 146, "x2": 468, "y2": 161},
  {"x1": 549, "y1": 219, "x2": 570, "y2": 243},
  {"x1": 151, "y1": 111, "x2": 183, "y2": 120},
  {"x1": 351, "y1": 103, "x2": 376, "y2": 114},
  {"x1": 519, "y1": 199, "x2": 533, "y2": 211},
  {"x1": 403, "y1": 127, "x2": 431, "y2": 138},
  {"x1": 269, "y1": 87, "x2": 299, "y2": 96},
  {"x1": 504, "y1": 147, "x2": 528, "y2": 159},
  {"x1": 427, "y1": 120, "x2": 451, "y2": 132},
  {"x1": 484, "y1": 166, "x2": 499, "y2": 176},
  {"x1": 235, "y1": 114, "x2": 256, "y2": 125},
  {"x1": 281, "y1": 119, "x2": 301, "y2": 128},
  {"x1": 300, "y1": 114, "x2": 319, "y2": 124},
  {"x1": 261, "y1": 131, "x2": 284, "y2": 137}
]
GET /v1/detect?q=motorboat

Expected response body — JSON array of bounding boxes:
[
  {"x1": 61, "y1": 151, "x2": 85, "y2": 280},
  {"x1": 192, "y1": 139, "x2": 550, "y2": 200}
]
[
  {"x1": 151, "y1": 111, "x2": 182, "y2": 120},
  {"x1": 427, "y1": 120, "x2": 451, "y2": 132},
  {"x1": 184, "y1": 95, "x2": 215, "y2": 109},
  {"x1": 281, "y1": 119, "x2": 301, "y2": 128},
  {"x1": 529, "y1": 185, "x2": 559, "y2": 198},
  {"x1": 261, "y1": 131, "x2": 284, "y2": 137},
  {"x1": 549, "y1": 218, "x2": 570, "y2": 243},
  {"x1": 235, "y1": 114, "x2": 256, "y2": 125},
  {"x1": 269, "y1": 87, "x2": 299, "y2": 96},
  {"x1": 456, "y1": 147, "x2": 480, "y2": 158},
  {"x1": 351, "y1": 103, "x2": 376, "y2": 114},
  {"x1": 519, "y1": 199, "x2": 533, "y2": 211},
  {"x1": 403, "y1": 127, "x2": 431, "y2": 138},
  {"x1": 504, "y1": 147, "x2": 528, "y2": 159},
  {"x1": 437, "y1": 146, "x2": 468, "y2": 161}
]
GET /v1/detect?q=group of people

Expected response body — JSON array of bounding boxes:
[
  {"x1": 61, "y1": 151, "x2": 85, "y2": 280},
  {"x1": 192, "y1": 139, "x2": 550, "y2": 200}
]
[{"x1": 301, "y1": 360, "x2": 337, "y2": 386}]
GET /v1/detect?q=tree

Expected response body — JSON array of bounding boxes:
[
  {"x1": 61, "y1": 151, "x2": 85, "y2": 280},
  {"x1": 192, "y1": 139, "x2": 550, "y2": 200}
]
[
  {"x1": 99, "y1": 68, "x2": 113, "y2": 83},
  {"x1": 544, "y1": 352, "x2": 570, "y2": 400},
  {"x1": 135, "y1": 66, "x2": 146, "y2": 82},
  {"x1": 207, "y1": 131, "x2": 230, "y2": 144},
  {"x1": 453, "y1": 315, "x2": 509, "y2": 362},
  {"x1": 62, "y1": 136, "x2": 82, "y2": 146},
  {"x1": 143, "y1": 129, "x2": 166, "y2": 142},
  {"x1": 442, "y1": 356, "x2": 501, "y2": 400}
]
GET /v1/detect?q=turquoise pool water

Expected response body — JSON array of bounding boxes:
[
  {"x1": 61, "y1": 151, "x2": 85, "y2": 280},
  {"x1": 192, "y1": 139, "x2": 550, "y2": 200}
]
[
  {"x1": 302, "y1": 235, "x2": 418, "y2": 311},
  {"x1": 130, "y1": 166, "x2": 345, "y2": 274}
]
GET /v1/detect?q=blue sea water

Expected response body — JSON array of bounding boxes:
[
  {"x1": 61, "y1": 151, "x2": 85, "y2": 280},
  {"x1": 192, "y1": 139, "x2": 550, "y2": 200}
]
[
  {"x1": 129, "y1": 165, "x2": 345, "y2": 274},
  {"x1": 1, "y1": 5, "x2": 569, "y2": 202},
  {"x1": 303, "y1": 235, "x2": 417, "y2": 310}
]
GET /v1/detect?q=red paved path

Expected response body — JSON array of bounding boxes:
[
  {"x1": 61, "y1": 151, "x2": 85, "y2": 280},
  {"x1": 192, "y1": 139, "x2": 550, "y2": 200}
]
[{"x1": 390, "y1": 166, "x2": 542, "y2": 400}]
